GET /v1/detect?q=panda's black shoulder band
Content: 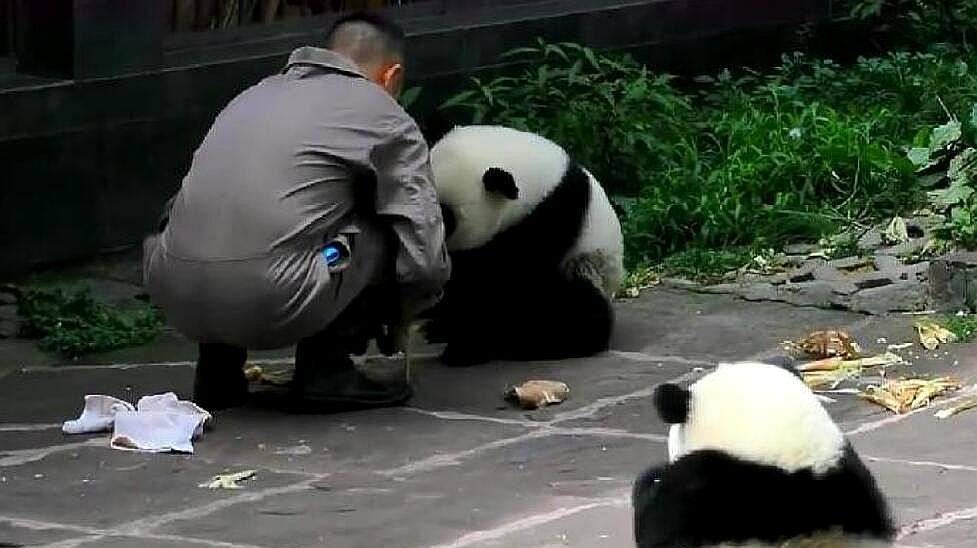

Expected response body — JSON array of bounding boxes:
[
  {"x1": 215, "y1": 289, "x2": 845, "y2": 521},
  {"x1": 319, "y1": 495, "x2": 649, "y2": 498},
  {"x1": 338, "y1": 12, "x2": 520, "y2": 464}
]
[{"x1": 653, "y1": 383, "x2": 690, "y2": 424}]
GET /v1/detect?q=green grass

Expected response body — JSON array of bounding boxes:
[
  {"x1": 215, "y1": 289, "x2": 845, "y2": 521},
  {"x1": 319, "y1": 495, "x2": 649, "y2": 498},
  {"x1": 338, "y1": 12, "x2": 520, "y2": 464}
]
[
  {"x1": 657, "y1": 248, "x2": 756, "y2": 284},
  {"x1": 16, "y1": 286, "x2": 163, "y2": 359},
  {"x1": 942, "y1": 313, "x2": 977, "y2": 342}
]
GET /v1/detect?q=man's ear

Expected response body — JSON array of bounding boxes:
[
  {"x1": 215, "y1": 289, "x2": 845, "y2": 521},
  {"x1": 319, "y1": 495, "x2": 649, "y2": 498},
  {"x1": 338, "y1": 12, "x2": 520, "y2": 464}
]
[
  {"x1": 381, "y1": 63, "x2": 404, "y2": 96},
  {"x1": 483, "y1": 167, "x2": 518, "y2": 200}
]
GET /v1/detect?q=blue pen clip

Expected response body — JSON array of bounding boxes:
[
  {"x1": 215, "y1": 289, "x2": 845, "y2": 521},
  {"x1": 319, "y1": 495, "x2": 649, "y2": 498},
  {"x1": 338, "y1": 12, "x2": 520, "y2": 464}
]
[{"x1": 321, "y1": 243, "x2": 342, "y2": 266}]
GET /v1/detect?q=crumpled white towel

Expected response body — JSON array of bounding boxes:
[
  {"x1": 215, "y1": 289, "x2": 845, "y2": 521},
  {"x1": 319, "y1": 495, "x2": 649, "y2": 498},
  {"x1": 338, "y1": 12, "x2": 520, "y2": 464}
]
[
  {"x1": 62, "y1": 395, "x2": 135, "y2": 434},
  {"x1": 63, "y1": 392, "x2": 212, "y2": 454}
]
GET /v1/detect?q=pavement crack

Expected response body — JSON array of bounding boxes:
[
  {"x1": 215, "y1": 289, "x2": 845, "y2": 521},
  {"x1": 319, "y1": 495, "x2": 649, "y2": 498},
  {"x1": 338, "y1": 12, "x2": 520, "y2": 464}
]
[
  {"x1": 897, "y1": 503, "x2": 977, "y2": 539},
  {"x1": 607, "y1": 351, "x2": 716, "y2": 367},
  {"x1": 401, "y1": 408, "x2": 544, "y2": 428},
  {"x1": 0, "y1": 439, "x2": 105, "y2": 468},
  {"x1": 113, "y1": 477, "x2": 323, "y2": 535},
  {"x1": 865, "y1": 455, "x2": 977, "y2": 473},
  {"x1": 424, "y1": 494, "x2": 630, "y2": 548},
  {"x1": 376, "y1": 430, "x2": 551, "y2": 477},
  {"x1": 0, "y1": 423, "x2": 62, "y2": 432}
]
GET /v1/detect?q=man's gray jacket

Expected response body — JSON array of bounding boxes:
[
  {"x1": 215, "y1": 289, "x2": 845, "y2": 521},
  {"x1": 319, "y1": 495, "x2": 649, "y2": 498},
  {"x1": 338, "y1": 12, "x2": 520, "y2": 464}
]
[{"x1": 143, "y1": 47, "x2": 451, "y2": 349}]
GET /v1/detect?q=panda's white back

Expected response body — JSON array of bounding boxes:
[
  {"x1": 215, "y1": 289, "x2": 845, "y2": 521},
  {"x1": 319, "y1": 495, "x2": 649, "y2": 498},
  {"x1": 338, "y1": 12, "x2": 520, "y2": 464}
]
[{"x1": 568, "y1": 168, "x2": 625, "y2": 297}]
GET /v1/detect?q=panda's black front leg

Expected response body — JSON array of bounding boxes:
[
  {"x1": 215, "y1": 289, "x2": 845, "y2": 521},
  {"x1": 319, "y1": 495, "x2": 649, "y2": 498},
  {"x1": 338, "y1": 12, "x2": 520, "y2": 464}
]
[
  {"x1": 435, "y1": 307, "x2": 495, "y2": 366},
  {"x1": 439, "y1": 341, "x2": 493, "y2": 367}
]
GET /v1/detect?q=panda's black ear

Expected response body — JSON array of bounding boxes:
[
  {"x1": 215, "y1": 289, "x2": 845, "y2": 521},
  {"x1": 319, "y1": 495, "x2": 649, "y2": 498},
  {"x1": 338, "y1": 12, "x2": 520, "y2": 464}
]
[
  {"x1": 483, "y1": 167, "x2": 519, "y2": 200},
  {"x1": 653, "y1": 383, "x2": 690, "y2": 424},
  {"x1": 760, "y1": 355, "x2": 802, "y2": 380}
]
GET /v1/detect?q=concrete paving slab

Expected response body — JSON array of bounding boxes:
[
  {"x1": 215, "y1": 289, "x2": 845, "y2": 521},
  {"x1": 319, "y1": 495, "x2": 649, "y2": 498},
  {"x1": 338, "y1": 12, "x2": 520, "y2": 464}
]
[
  {"x1": 850, "y1": 397, "x2": 977, "y2": 468},
  {"x1": 611, "y1": 289, "x2": 860, "y2": 359},
  {"x1": 862, "y1": 459, "x2": 977, "y2": 528},
  {"x1": 0, "y1": 339, "x2": 56, "y2": 377},
  {"x1": 0, "y1": 364, "x2": 194, "y2": 423},
  {"x1": 0, "y1": 520, "x2": 84, "y2": 546},
  {"x1": 160, "y1": 435, "x2": 661, "y2": 548},
  {"x1": 405, "y1": 353, "x2": 690, "y2": 421},
  {"x1": 71, "y1": 534, "x2": 254, "y2": 547},
  {"x1": 194, "y1": 406, "x2": 528, "y2": 476},
  {"x1": 557, "y1": 394, "x2": 669, "y2": 436},
  {"x1": 456, "y1": 501, "x2": 633, "y2": 548},
  {"x1": 78, "y1": 329, "x2": 296, "y2": 368},
  {"x1": 900, "y1": 514, "x2": 977, "y2": 547},
  {"x1": 0, "y1": 427, "x2": 90, "y2": 452},
  {"x1": 1, "y1": 288, "x2": 975, "y2": 547},
  {"x1": 0, "y1": 446, "x2": 307, "y2": 529},
  {"x1": 559, "y1": 329, "x2": 974, "y2": 436}
]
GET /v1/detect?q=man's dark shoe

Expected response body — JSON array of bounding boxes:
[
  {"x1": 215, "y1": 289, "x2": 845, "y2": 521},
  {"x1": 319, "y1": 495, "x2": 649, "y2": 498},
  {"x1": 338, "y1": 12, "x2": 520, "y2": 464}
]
[
  {"x1": 289, "y1": 354, "x2": 412, "y2": 412},
  {"x1": 192, "y1": 343, "x2": 249, "y2": 411}
]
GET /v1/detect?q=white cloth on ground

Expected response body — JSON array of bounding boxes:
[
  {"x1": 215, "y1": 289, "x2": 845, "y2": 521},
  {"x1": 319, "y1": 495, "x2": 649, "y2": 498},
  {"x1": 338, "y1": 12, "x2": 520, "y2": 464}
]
[
  {"x1": 62, "y1": 395, "x2": 135, "y2": 434},
  {"x1": 63, "y1": 392, "x2": 212, "y2": 454}
]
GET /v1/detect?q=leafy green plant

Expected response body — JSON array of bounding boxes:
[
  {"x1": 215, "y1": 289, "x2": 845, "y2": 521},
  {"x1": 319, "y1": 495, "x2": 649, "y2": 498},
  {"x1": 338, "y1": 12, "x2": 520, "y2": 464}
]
[
  {"x1": 942, "y1": 313, "x2": 977, "y2": 341},
  {"x1": 907, "y1": 107, "x2": 977, "y2": 248},
  {"x1": 839, "y1": 0, "x2": 977, "y2": 47},
  {"x1": 440, "y1": 39, "x2": 693, "y2": 197},
  {"x1": 657, "y1": 248, "x2": 756, "y2": 284},
  {"x1": 399, "y1": 85, "x2": 423, "y2": 110},
  {"x1": 439, "y1": 40, "x2": 977, "y2": 271},
  {"x1": 621, "y1": 85, "x2": 918, "y2": 264},
  {"x1": 17, "y1": 286, "x2": 162, "y2": 359}
]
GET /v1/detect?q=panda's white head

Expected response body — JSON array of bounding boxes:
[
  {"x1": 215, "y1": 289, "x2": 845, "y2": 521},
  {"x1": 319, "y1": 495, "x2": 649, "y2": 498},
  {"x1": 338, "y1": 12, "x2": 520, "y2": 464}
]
[
  {"x1": 429, "y1": 125, "x2": 571, "y2": 251},
  {"x1": 657, "y1": 360, "x2": 845, "y2": 475}
]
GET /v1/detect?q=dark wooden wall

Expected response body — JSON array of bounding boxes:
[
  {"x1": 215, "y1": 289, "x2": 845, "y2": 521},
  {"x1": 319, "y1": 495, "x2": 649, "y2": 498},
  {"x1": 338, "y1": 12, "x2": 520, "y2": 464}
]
[{"x1": 0, "y1": 0, "x2": 830, "y2": 275}]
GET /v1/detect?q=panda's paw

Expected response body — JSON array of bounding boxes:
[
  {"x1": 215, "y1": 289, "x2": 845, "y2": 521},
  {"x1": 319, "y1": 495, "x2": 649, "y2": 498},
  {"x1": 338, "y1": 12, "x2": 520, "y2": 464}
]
[{"x1": 440, "y1": 345, "x2": 492, "y2": 367}]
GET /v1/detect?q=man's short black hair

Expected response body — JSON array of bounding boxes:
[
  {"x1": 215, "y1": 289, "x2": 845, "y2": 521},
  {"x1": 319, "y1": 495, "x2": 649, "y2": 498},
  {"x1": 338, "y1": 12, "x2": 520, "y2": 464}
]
[{"x1": 325, "y1": 11, "x2": 406, "y2": 63}]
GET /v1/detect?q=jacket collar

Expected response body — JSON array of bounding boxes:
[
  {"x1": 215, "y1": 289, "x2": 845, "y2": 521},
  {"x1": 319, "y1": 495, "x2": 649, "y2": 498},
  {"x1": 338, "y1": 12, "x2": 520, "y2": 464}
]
[{"x1": 283, "y1": 46, "x2": 367, "y2": 79}]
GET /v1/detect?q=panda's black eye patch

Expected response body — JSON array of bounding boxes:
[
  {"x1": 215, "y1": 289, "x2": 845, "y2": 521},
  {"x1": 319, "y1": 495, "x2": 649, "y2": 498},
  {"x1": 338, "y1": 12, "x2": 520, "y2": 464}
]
[{"x1": 483, "y1": 167, "x2": 519, "y2": 200}]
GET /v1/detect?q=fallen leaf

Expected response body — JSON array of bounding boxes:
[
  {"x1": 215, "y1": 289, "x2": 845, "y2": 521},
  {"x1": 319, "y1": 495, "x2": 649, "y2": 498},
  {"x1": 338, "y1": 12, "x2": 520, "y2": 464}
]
[
  {"x1": 914, "y1": 318, "x2": 958, "y2": 350},
  {"x1": 851, "y1": 352, "x2": 905, "y2": 368},
  {"x1": 504, "y1": 380, "x2": 569, "y2": 410},
  {"x1": 244, "y1": 365, "x2": 263, "y2": 382},
  {"x1": 802, "y1": 365, "x2": 863, "y2": 390},
  {"x1": 859, "y1": 377, "x2": 962, "y2": 414},
  {"x1": 859, "y1": 386, "x2": 907, "y2": 414},
  {"x1": 199, "y1": 469, "x2": 257, "y2": 490}
]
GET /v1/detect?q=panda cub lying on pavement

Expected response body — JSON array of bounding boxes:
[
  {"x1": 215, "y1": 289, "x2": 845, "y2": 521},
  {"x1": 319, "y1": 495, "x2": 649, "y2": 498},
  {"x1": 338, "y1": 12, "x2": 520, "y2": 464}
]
[
  {"x1": 633, "y1": 359, "x2": 895, "y2": 548},
  {"x1": 422, "y1": 125, "x2": 625, "y2": 366}
]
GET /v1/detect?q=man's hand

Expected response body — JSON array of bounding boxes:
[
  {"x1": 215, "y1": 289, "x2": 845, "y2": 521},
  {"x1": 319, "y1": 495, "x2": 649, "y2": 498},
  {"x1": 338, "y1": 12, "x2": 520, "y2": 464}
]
[{"x1": 375, "y1": 290, "x2": 441, "y2": 356}]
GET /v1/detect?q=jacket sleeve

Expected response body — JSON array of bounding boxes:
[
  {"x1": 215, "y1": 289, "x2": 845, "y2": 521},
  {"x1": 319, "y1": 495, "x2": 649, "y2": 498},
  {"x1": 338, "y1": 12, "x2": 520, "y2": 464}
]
[{"x1": 369, "y1": 115, "x2": 452, "y2": 306}]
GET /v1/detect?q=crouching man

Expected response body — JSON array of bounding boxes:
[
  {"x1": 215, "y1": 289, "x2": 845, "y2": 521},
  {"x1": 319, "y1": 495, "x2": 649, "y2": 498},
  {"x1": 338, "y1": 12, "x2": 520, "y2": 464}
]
[{"x1": 142, "y1": 12, "x2": 450, "y2": 411}]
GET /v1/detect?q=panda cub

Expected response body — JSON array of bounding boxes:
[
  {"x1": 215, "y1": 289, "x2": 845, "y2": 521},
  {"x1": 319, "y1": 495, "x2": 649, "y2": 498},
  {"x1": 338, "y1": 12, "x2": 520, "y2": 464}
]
[
  {"x1": 634, "y1": 360, "x2": 895, "y2": 548},
  {"x1": 424, "y1": 125, "x2": 624, "y2": 366}
]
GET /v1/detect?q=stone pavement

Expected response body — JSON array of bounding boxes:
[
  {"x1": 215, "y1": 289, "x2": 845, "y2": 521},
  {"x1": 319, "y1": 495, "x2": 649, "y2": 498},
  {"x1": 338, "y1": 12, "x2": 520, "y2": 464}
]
[{"x1": 1, "y1": 288, "x2": 976, "y2": 548}]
